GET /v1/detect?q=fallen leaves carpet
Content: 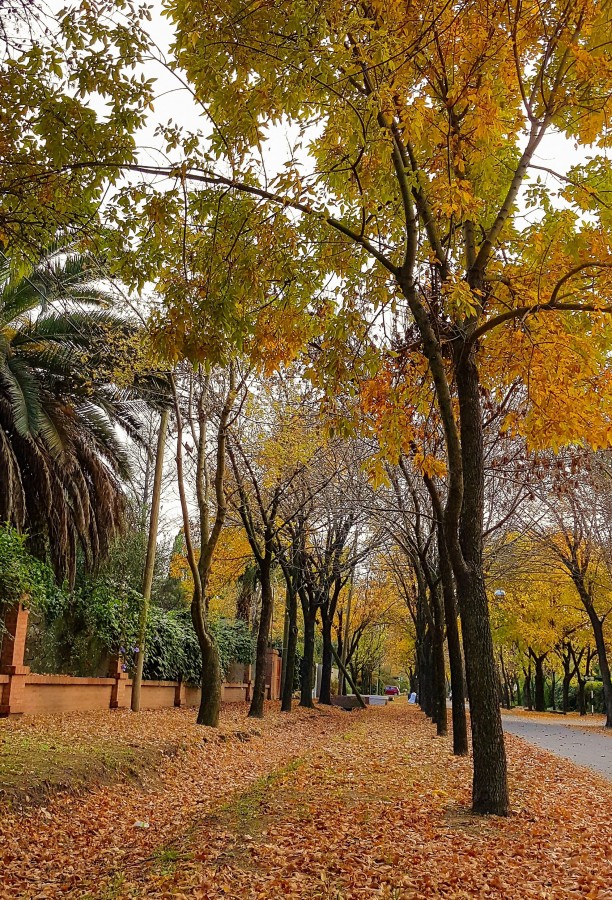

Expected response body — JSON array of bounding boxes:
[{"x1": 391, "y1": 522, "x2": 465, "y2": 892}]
[{"x1": 1, "y1": 703, "x2": 610, "y2": 899}]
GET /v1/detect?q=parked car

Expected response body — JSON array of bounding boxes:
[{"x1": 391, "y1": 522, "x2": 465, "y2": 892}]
[{"x1": 384, "y1": 685, "x2": 400, "y2": 696}]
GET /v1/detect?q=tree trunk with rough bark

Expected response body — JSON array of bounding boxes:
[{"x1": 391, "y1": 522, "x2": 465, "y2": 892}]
[
  {"x1": 192, "y1": 600, "x2": 222, "y2": 726},
  {"x1": 249, "y1": 558, "x2": 273, "y2": 718},
  {"x1": 300, "y1": 595, "x2": 316, "y2": 708},
  {"x1": 281, "y1": 584, "x2": 298, "y2": 712},
  {"x1": 431, "y1": 587, "x2": 448, "y2": 735},
  {"x1": 172, "y1": 367, "x2": 237, "y2": 730},
  {"x1": 585, "y1": 607, "x2": 612, "y2": 727},
  {"x1": 453, "y1": 355, "x2": 508, "y2": 816},
  {"x1": 318, "y1": 615, "x2": 334, "y2": 705},
  {"x1": 425, "y1": 483, "x2": 468, "y2": 754}
]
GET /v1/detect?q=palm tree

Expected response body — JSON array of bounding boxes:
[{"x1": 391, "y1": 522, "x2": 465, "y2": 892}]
[{"x1": 0, "y1": 244, "x2": 164, "y2": 584}]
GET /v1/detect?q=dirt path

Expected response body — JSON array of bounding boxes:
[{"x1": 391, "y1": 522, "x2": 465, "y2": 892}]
[
  {"x1": 2, "y1": 703, "x2": 612, "y2": 899},
  {"x1": 503, "y1": 714, "x2": 612, "y2": 780}
]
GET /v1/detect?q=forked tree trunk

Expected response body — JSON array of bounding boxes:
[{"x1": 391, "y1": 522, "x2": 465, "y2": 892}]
[
  {"x1": 173, "y1": 367, "x2": 237, "y2": 730},
  {"x1": 192, "y1": 601, "x2": 222, "y2": 726}
]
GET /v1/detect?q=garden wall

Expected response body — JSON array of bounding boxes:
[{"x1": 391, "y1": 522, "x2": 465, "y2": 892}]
[{"x1": 0, "y1": 604, "x2": 282, "y2": 716}]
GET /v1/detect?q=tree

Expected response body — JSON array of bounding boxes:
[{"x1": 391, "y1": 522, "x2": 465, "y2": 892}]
[
  {"x1": 0, "y1": 0, "x2": 153, "y2": 254},
  {"x1": 530, "y1": 467, "x2": 612, "y2": 727},
  {"x1": 228, "y1": 434, "x2": 281, "y2": 719},
  {"x1": 172, "y1": 364, "x2": 238, "y2": 726},
  {"x1": 227, "y1": 380, "x2": 322, "y2": 717},
  {"x1": 0, "y1": 244, "x2": 161, "y2": 582},
  {"x1": 30, "y1": 0, "x2": 612, "y2": 814},
  {"x1": 134, "y1": 0, "x2": 605, "y2": 813},
  {"x1": 380, "y1": 456, "x2": 468, "y2": 754}
]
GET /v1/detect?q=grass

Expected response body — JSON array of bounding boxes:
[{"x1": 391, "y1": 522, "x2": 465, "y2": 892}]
[{"x1": 0, "y1": 729, "x2": 165, "y2": 806}]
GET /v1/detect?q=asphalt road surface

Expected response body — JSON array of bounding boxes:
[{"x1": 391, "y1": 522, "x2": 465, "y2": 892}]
[{"x1": 502, "y1": 715, "x2": 611, "y2": 780}]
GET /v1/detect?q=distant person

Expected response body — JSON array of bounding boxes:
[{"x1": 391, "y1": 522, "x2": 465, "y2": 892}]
[{"x1": 408, "y1": 691, "x2": 417, "y2": 704}]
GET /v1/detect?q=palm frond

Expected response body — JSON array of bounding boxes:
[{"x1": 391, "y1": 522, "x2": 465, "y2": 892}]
[{"x1": 0, "y1": 357, "x2": 41, "y2": 436}]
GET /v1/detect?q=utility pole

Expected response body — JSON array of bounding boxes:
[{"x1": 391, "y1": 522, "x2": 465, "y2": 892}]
[{"x1": 131, "y1": 407, "x2": 169, "y2": 712}]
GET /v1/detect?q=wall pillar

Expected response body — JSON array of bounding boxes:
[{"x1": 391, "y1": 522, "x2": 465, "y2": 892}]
[
  {"x1": 174, "y1": 679, "x2": 185, "y2": 707},
  {"x1": 265, "y1": 648, "x2": 282, "y2": 701},
  {"x1": 0, "y1": 602, "x2": 30, "y2": 716},
  {"x1": 108, "y1": 654, "x2": 128, "y2": 709}
]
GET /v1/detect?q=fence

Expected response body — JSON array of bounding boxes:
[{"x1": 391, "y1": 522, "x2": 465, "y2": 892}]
[{"x1": 0, "y1": 603, "x2": 282, "y2": 716}]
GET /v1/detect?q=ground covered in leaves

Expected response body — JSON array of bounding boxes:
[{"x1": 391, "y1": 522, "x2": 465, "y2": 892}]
[{"x1": 1, "y1": 703, "x2": 610, "y2": 899}]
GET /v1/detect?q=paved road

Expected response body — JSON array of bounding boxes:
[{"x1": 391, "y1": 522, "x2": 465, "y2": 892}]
[{"x1": 502, "y1": 715, "x2": 611, "y2": 780}]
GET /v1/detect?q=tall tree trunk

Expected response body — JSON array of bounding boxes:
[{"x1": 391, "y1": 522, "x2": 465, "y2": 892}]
[
  {"x1": 454, "y1": 356, "x2": 508, "y2": 815},
  {"x1": 281, "y1": 585, "x2": 298, "y2": 713},
  {"x1": 531, "y1": 652, "x2": 546, "y2": 712},
  {"x1": 441, "y1": 577, "x2": 468, "y2": 752},
  {"x1": 425, "y1": 482, "x2": 468, "y2": 754},
  {"x1": 300, "y1": 595, "x2": 316, "y2": 708},
  {"x1": 173, "y1": 367, "x2": 237, "y2": 729},
  {"x1": 499, "y1": 654, "x2": 511, "y2": 710},
  {"x1": 562, "y1": 671, "x2": 571, "y2": 714},
  {"x1": 550, "y1": 669, "x2": 556, "y2": 712},
  {"x1": 249, "y1": 558, "x2": 273, "y2": 718},
  {"x1": 431, "y1": 587, "x2": 448, "y2": 736},
  {"x1": 586, "y1": 607, "x2": 612, "y2": 727},
  {"x1": 419, "y1": 627, "x2": 434, "y2": 717},
  {"x1": 192, "y1": 600, "x2": 222, "y2": 726},
  {"x1": 318, "y1": 615, "x2": 334, "y2": 705}
]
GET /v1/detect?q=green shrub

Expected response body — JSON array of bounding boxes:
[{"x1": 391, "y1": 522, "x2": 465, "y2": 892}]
[
  {"x1": 0, "y1": 526, "x2": 52, "y2": 613},
  {"x1": 27, "y1": 579, "x2": 254, "y2": 684}
]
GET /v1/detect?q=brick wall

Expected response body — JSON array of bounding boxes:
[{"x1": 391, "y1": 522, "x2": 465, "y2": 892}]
[{"x1": 0, "y1": 603, "x2": 282, "y2": 716}]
